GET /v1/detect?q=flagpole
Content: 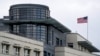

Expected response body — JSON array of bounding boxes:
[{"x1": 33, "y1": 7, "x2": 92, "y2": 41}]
[
  {"x1": 87, "y1": 17, "x2": 88, "y2": 39},
  {"x1": 77, "y1": 16, "x2": 88, "y2": 39}
]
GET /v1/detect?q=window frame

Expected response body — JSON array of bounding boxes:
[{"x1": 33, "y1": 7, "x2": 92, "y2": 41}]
[
  {"x1": 24, "y1": 48, "x2": 30, "y2": 56},
  {"x1": 2, "y1": 44, "x2": 9, "y2": 54},
  {"x1": 13, "y1": 46, "x2": 20, "y2": 56}
]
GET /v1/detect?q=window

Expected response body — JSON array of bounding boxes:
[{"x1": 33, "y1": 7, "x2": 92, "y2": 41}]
[
  {"x1": 36, "y1": 25, "x2": 47, "y2": 41},
  {"x1": 48, "y1": 53, "x2": 50, "y2": 56},
  {"x1": 46, "y1": 27, "x2": 49, "y2": 44},
  {"x1": 56, "y1": 38, "x2": 59, "y2": 46},
  {"x1": 60, "y1": 40, "x2": 62, "y2": 46},
  {"x1": 24, "y1": 49, "x2": 30, "y2": 56},
  {"x1": 34, "y1": 51, "x2": 40, "y2": 56},
  {"x1": 81, "y1": 46, "x2": 84, "y2": 51},
  {"x1": 13, "y1": 46, "x2": 20, "y2": 56},
  {"x1": 52, "y1": 31, "x2": 54, "y2": 45},
  {"x1": 44, "y1": 51, "x2": 52, "y2": 56},
  {"x1": 11, "y1": 24, "x2": 47, "y2": 42},
  {"x1": 52, "y1": 54, "x2": 54, "y2": 56},
  {"x1": 44, "y1": 51, "x2": 47, "y2": 56},
  {"x1": 2, "y1": 44, "x2": 9, "y2": 54},
  {"x1": 68, "y1": 43, "x2": 73, "y2": 48}
]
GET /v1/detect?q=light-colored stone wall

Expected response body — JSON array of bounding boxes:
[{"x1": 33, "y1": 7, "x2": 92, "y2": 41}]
[
  {"x1": 55, "y1": 47, "x2": 96, "y2": 56},
  {"x1": 67, "y1": 33, "x2": 78, "y2": 50},
  {"x1": 67, "y1": 33, "x2": 91, "y2": 53},
  {"x1": 0, "y1": 32, "x2": 43, "y2": 56}
]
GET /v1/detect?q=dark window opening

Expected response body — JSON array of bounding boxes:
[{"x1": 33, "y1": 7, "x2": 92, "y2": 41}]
[
  {"x1": 68, "y1": 43, "x2": 73, "y2": 48},
  {"x1": 44, "y1": 51, "x2": 47, "y2": 56},
  {"x1": 60, "y1": 40, "x2": 62, "y2": 46},
  {"x1": 56, "y1": 38, "x2": 59, "y2": 46}
]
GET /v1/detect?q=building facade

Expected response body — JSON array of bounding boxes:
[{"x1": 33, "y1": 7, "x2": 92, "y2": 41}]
[
  {"x1": 0, "y1": 4, "x2": 99, "y2": 56},
  {"x1": 67, "y1": 33, "x2": 99, "y2": 53},
  {"x1": 3, "y1": 4, "x2": 71, "y2": 56},
  {"x1": 0, "y1": 32, "x2": 43, "y2": 56}
]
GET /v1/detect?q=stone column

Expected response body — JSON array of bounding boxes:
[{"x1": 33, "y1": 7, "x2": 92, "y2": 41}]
[
  {"x1": 30, "y1": 49, "x2": 33, "y2": 56},
  {"x1": 40, "y1": 51, "x2": 43, "y2": 56},
  {"x1": 0, "y1": 43, "x2": 2, "y2": 54},
  {"x1": 20, "y1": 47, "x2": 24, "y2": 56},
  {"x1": 9, "y1": 44, "x2": 13, "y2": 56}
]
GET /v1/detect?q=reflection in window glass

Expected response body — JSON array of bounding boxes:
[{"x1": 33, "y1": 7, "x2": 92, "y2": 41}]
[
  {"x1": 12, "y1": 24, "x2": 47, "y2": 42},
  {"x1": 10, "y1": 7, "x2": 50, "y2": 20}
]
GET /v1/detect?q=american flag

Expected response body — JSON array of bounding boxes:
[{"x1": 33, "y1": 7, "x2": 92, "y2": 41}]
[{"x1": 77, "y1": 16, "x2": 88, "y2": 23}]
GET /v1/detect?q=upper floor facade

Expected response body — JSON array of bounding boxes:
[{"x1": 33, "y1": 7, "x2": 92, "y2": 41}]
[
  {"x1": 0, "y1": 32, "x2": 43, "y2": 56},
  {"x1": 66, "y1": 33, "x2": 99, "y2": 53}
]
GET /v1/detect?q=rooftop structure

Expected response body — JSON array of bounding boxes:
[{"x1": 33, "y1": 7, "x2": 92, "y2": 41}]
[{"x1": 67, "y1": 33, "x2": 100, "y2": 52}]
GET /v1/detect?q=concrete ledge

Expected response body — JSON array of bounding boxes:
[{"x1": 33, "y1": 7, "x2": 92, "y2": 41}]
[{"x1": 55, "y1": 47, "x2": 96, "y2": 56}]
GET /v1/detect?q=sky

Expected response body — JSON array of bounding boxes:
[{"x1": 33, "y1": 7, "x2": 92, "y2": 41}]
[{"x1": 0, "y1": 0, "x2": 100, "y2": 54}]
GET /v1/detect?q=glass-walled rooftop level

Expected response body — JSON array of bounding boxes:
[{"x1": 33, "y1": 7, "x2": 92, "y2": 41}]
[
  {"x1": 10, "y1": 24, "x2": 47, "y2": 42},
  {"x1": 9, "y1": 4, "x2": 50, "y2": 20}
]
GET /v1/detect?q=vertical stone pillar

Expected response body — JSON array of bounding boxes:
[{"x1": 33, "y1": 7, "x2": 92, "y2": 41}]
[
  {"x1": 20, "y1": 47, "x2": 24, "y2": 56},
  {"x1": 0, "y1": 43, "x2": 2, "y2": 54},
  {"x1": 40, "y1": 51, "x2": 43, "y2": 56},
  {"x1": 9, "y1": 44, "x2": 13, "y2": 56},
  {"x1": 30, "y1": 49, "x2": 33, "y2": 56}
]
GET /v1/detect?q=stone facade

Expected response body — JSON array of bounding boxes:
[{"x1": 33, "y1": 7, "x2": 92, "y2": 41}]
[{"x1": 0, "y1": 32, "x2": 43, "y2": 56}]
